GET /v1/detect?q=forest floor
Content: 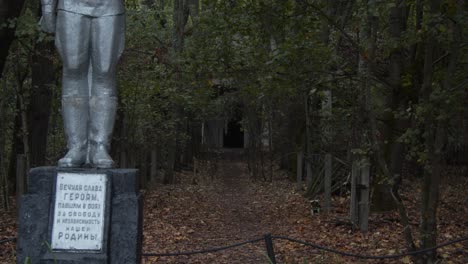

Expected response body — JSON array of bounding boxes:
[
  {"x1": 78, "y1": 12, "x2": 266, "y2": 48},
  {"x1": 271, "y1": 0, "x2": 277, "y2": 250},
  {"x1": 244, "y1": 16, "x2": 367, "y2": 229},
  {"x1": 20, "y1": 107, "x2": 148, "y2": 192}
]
[{"x1": 0, "y1": 149, "x2": 467, "y2": 263}]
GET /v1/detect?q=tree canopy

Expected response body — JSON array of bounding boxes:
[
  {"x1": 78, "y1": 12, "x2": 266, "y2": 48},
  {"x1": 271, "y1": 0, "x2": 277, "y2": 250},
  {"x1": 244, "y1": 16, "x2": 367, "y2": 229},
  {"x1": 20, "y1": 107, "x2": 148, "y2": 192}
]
[{"x1": 0, "y1": 0, "x2": 466, "y2": 263}]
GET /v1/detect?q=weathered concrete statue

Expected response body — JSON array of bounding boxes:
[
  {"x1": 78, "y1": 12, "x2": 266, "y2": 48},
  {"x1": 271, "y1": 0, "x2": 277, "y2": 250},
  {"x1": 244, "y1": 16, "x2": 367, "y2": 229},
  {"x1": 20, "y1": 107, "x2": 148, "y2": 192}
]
[{"x1": 40, "y1": 0, "x2": 125, "y2": 168}]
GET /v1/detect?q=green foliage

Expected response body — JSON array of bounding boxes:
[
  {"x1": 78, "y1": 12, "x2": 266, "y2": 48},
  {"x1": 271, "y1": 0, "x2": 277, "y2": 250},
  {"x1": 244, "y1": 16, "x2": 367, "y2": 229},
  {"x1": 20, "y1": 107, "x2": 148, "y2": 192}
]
[{"x1": 0, "y1": 0, "x2": 465, "y2": 183}]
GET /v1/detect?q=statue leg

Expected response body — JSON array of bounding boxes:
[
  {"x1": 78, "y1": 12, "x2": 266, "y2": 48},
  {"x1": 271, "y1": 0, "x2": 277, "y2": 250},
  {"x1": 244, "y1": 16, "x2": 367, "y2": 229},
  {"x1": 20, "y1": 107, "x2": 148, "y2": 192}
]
[
  {"x1": 88, "y1": 14, "x2": 125, "y2": 168},
  {"x1": 55, "y1": 11, "x2": 92, "y2": 167}
]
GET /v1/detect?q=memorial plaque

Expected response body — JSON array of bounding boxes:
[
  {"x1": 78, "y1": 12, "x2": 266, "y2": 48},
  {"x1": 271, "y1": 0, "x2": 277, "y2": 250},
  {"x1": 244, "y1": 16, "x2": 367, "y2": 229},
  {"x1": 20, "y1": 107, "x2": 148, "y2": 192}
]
[{"x1": 51, "y1": 172, "x2": 107, "y2": 251}]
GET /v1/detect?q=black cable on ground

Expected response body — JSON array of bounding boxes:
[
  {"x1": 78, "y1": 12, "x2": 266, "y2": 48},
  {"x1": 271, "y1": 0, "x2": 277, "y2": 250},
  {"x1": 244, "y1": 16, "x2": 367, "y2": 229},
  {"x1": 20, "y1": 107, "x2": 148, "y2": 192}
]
[
  {"x1": 142, "y1": 237, "x2": 264, "y2": 257},
  {"x1": 0, "y1": 237, "x2": 16, "y2": 244},
  {"x1": 3, "y1": 234, "x2": 467, "y2": 259},
  {"x1": 272, "y1": 236, "x2": 468, "y2": 260}
]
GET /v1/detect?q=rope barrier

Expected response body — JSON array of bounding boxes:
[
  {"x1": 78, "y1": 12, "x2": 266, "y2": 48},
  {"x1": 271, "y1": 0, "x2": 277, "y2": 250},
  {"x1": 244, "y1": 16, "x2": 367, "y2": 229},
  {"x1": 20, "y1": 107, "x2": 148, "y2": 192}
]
[
  {"x1": 2, "y1": 235, "x2": 467, "y2": 260},
  {"x1": 0, "y1": 237, "x2": 16, "y2": 244},
  {"x1": 142, "y1": 237, "x2": 264, "y2": 257},
  {"x1": 272, "y1": 236, "x2": 468, "y2": 260}
]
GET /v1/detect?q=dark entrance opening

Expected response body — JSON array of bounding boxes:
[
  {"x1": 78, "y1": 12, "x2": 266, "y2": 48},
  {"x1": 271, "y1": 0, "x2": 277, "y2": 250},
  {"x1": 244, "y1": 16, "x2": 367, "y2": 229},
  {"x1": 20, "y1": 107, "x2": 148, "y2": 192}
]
[{"x1": 224, "y1": 117, "x2": 244, "y2": 148}]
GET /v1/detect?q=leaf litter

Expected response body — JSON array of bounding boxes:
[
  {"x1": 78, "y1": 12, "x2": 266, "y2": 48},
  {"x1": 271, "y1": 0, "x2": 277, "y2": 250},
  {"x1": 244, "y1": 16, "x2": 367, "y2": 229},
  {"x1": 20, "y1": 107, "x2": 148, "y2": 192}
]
[{"x1": 0, "y1": 159, "x2": 467, "y2": 263}]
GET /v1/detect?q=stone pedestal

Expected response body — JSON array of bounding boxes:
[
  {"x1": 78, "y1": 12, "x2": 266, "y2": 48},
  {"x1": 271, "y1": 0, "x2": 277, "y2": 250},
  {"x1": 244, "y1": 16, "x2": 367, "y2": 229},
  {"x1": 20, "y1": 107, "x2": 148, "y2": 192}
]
[{"x1": 17, "y1": 167, "x2": 143, "y2": 264}]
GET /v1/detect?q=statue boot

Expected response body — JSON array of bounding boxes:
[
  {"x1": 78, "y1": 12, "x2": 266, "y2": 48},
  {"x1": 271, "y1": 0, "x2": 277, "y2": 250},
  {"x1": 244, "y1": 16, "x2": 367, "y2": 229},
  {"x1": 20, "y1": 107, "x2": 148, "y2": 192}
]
[
  {"x1": 58, "y1": 96, "x2": 89, "y2": 167},
  {"x1": 89, "y1": 96, "x2": 117, "y2": 168}
]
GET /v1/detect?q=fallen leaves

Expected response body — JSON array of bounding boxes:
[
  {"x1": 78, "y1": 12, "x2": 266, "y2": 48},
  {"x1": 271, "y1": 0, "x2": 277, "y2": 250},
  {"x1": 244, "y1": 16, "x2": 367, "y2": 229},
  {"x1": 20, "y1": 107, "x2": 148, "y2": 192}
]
[{"x1": 0, "y1": 160, "x2": 467, "y2": 263}]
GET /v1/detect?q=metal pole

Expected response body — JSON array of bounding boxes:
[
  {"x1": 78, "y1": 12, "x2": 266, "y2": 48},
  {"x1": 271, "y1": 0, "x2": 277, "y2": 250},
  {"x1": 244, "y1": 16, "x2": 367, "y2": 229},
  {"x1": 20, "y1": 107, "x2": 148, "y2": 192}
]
[{"x1": 264, "y1": 233, "x2": 277, "y2": 264}]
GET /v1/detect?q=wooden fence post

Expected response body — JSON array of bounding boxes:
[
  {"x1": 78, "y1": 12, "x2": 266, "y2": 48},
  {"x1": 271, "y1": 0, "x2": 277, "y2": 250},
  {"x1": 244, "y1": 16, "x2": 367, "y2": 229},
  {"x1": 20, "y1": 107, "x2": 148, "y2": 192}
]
[{"x1": 322, "y1": 89, "x2": 333, "y2": 213}]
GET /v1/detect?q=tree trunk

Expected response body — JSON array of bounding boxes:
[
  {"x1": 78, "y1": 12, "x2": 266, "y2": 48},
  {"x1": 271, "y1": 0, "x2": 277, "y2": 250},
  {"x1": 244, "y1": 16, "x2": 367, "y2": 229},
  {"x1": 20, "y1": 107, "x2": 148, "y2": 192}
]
[
  {"x1": 360, "y1": 0, "x2": 407, "y2": 238},
  {"x1": 139, "y1": 150, "x2": 148, "y2": 189},
  {"x1": 419, "y1": 3, "x2": 438, "y2": 261},
  {"x1": 318, "y1": 0, "x2": 335, "y2": 213},
  {"x1": 173, "y1": 0, "x2": 189, "y2": 53},
  {"x1": 296, "y1": 151, "x2": 303, "y2": 191},
  {"x1": 359, "y1": 158, "x2": 370, "y2": 232},
  {"x1": 19, "y1": 86, "x2": 30, "y2": 173},
  {"x1": 164, "y1": 139, "x2": 176, "y2": 184},
  {"x1": 9, "y1": 59, "x2": 30, "y2": 194},
  {"x1": 150, "y1": 149, "x2": 158, "y2": 183},
  {"x1": 375, "y1": 0, "x2": 410, "y2": 212},
  {"x1": 350, "y1": 158, "x2": 359, "y2": 227},
  {"x1": 419, "y1": 1, "x2": 460, "y2": 262},
  {"x1": 7, "y1": 98, "x2": 22, "y2": 195},
  {"x1": 304, "y1": 90, "x2": 313, "y2": 188},
  {"x1": 322, "y1": 90, "x2": 332, "y2": 213},
  {"x1": 28, "y1": 41, "x2": 55, "y2": 167},
  {"x1": 323, "y1": 153, "x2": 332, "y2": 213},
  {"x1": 15, "y1": 154, "x2": 26, "y2": 208},
  {"x1": 0, "y1": 80, "x2": 9, "y2": 210},
  {"x1": 170, "y1": 0, "x2": 198, "y2": 174}
]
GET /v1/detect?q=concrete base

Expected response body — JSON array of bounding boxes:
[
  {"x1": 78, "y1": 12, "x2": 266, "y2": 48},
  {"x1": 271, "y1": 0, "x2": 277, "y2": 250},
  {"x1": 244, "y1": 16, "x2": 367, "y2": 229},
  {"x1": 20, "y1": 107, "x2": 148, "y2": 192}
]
[{"x1": 17, "y1": 167, "x2": 143, "y2": 264}]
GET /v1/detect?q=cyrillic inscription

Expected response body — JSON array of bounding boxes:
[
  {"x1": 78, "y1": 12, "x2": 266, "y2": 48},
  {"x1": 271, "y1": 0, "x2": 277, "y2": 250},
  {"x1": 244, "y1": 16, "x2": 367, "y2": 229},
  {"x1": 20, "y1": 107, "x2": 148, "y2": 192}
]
[{"x1": 51, "y1": 173, "x2": 107, "y2": 251}]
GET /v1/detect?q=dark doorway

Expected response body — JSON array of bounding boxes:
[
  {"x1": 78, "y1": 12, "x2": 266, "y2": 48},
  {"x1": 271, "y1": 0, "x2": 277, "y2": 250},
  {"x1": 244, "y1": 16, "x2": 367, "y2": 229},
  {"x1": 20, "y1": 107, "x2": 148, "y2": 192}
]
[{"x1": 224, "y1": 118, "x2": 244, "y2": 148}]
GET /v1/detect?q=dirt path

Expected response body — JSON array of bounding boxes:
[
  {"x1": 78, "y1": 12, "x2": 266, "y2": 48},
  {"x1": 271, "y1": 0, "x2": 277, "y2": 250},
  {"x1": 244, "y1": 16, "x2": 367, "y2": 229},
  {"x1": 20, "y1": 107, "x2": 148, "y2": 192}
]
[
  {"x1": 143, "y1": 149, "x2": 276, "y2": 263},
  {"x1": 206, "y1": 150, "x2": 270, "y2": 262}
]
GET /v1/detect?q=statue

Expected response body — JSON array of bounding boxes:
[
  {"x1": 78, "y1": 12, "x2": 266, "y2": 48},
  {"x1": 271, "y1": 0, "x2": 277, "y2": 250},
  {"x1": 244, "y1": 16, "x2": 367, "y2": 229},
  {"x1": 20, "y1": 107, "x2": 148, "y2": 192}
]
[{"x1": 40, "y1": 0, "x2": 125, "y2": 168}]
